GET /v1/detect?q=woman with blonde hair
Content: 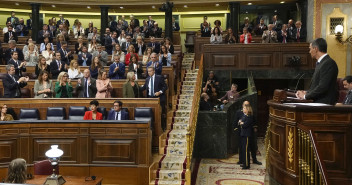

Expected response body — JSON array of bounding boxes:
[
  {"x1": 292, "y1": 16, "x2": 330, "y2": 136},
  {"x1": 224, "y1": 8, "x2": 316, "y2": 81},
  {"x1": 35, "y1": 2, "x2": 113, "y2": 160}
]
[
  {"x1": 111, "y1": 44, "x2": 125, "y2": 64},
  {"x1": 5, "y1": 158, "x2": 27, "y2": 183},
  {"x1": 96, "y1": 69, "x2": 113, "y2": 98},
  {"x1": 142, "y1": 47, "x2": 153, "y2": 66},
  {"x1": 123, "y1": 72, "x2": 140, "y2": 98},
  {"x1": 34, "y1": 70, "x2": 53, "y2": 98},
  {"x1": 35, "y1": 56, "x2": 51, "y2": 77},
  {"x1": 25, "y1": 42, "x2": 39, "y2": 66},
  {"x1": 68, "y1": 60, "x2": 83, "y2": 79},
  {"x1": 0, "y1": 104, "x2": 14, "y2": 121},
  {"x1": 54, "y1": 72, "x2": 73, "y2": 98}
]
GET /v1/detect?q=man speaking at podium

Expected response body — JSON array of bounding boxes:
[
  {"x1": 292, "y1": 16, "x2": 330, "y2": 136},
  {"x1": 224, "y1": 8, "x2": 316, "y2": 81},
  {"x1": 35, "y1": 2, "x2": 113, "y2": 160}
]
[{"x1": 296, "y1": 38, "x2": 338, "y2": 105}]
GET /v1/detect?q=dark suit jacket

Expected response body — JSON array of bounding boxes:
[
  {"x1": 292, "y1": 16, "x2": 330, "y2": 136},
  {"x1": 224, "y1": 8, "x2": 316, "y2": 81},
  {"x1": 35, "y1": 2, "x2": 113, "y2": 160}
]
[
  {"x1": 121, "y1": 42, "x2": 134, "y2": 53},
  {"x1": 109, "y1": 62, "x2": 125, "y2": 79},
  {"x1": 149, "y1": 27, "x2": 162, "y2": 38},
  {"x1": 8, "y1": 59, "x2": 26, "y2": 77},
  {"x1": 291, "y1": 27, "x2": 307, "y2": 42},
  {"x1": 26, "y1": 19, "x2": 32, "y2": 29},
  {"x1": 201, "y1": 27, "x2": 211, "y2": 37},
  {"x1": 50, "y1": 60, "x2": 67, "y2": 79},
  {"x1": 4, "y1": 31, "x2": 18, "y2": 43},
  {"x1": 107, "y1": 110, "x2": 129, "y2": 120},
  {"x1": 173, "y1": 22, "x2": 180, "y2": 31},
  {"x1": 37, "y1": 30, "x2": 53, "y2": 43},
  {"x1": 59, "y1": 48, "x2": 73, "y2": 65},
  {"x1": 131, "y1": 19, "x2": 140, "y2": 27},
  {"x1": 105, "y1": 37, "x2": 119, "y2": 55},
  {"x1": 57, "y1": 19, "x2": 70, "y2": 27},
  {"x1": 306, "y1": 55, "x2": 338, "y2": 105},
  {"x1": 76, "y1": 77, "x2": 97, "y2": 98},
  {"x1": 128, "y1": 62, "x2": 144, "y2": 79},
  {"x1": 15, "y1": 24, "x2": 29, "y2": 36},
  {"x1": 3, "y1": 74, "x2": 27, "y2": 98},
  {"x1": 146, "y1": 61, "x2": 162, "y2": 75},
  {"x1": 133, "y1": 43, "x2": 146, "y2": 55},
  {"x1": 240, "y1": 114, "x2": 253, "y2": 137},
  {"x1": 5, "y1": 48, "x2": 24, "y2": 63},
  {"x1": 147, "y1": 42, "x2": 160, "y2": 54},
  {"x1": 147, "y1": 20, "x2": 155, "y2": 28},
  {"x1": 6, "y1": 17, "x2": 19, "y2": 26},
  {"x1": 270, "y1": 20, "x2": 282, "y2": 32},
  {"x1": 78, "y1": 53, "x2": 92, "y2": 66},
  {"x1": 140, "y1": 74, "x2": 168, "y2": 103},
  {"x1": 343, "y1": 91, "x2": 352, "y2": 104}
]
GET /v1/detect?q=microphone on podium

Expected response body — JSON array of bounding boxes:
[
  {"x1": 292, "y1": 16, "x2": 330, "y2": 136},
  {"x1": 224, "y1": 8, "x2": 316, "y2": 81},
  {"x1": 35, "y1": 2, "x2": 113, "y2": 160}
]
[{"x1": 294, "y1": 73, "x2": 305, "y2": 92}]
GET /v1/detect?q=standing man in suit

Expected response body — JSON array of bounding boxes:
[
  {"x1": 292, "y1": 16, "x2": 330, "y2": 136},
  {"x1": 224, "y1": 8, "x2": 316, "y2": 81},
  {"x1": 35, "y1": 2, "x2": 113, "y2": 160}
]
[
  {"x1": 58, "y1": 41, "x2": 73, "y2": 65},
  {"x1": 76, "y1": 69, "x2": 97, "y2": 98},
  {"x1": 296, "y1": 38, "x2": 338, "y2": 104},
  {"x1": 140, "y1": 67, "x2": 168, "y2": 130},
  {"x1": 121, "y1": 35, "x2": 133, "y2": 53},
  {"x1": 109, "y1": 55, "x2": 125, "y2": 79},
  {"x1": 3, "y1": 64, "x2": 29, "y2": 98},
  {"x1": 78, "y1": 46, "x2": 92, "y2": 66},
  {"x1": 147, "y1": 36, "x2": 160, "y2": 54},
  {"x1": 92, "y1": 44, "x2": 108, "y2": 66},
  {"x1": 262, "y1": 24, "x2": 278, "y2": 43},
  {"x1": 15, "y1": 19, "x2": 28, "y2": 36},
  {"x1": 26, "y1": 13, "x2": 32, "y2": 30},
  {"x1": 130, "y1": 15, "x2": 140, "y2": 27},
  {"x1": 57, "y1": 14, "x2": 70, "y2": 28},
  {"x1": 291, "y1": 21, "x2": 306, "y2": 42},
  {"x1": 6, "y1": 11, "x2": 19, "y2": 27},
  {"x1": 4, "y1": 40, "x2": 23, "y2": 64},
  {"x1": 105, "y1": 31, "x2": 118, "y2": 55},
  {"x1": 150, "y1": 22, "x2": 162, "y2": 38},
  {"x1": 270, "y1": 15, "x2": 282, "y2": 32},
  {"x1": 341, "y1": 76, "x2": 352, "y2": 105},
  {"x1": 147, "y1": 16, "x2": 155, "y2": 29},
  {"x1": 4, "y1": 25, "x2": 18, "y2": 43},
  {"x1": 107, "y1": 100, "x2": 129, "y2": 120},
  {"x1": 50, "y1": 51, "x2": 68, "y2": 79},
  {"x1": 8, "y1": 51, "x2": 26, "y2": 77},
  {"x1": 146, "y1": 53, "x2": 162, "y2": 75},
  {"x1": 172, "y1": 17, "x2": 180, "y2": 31}
]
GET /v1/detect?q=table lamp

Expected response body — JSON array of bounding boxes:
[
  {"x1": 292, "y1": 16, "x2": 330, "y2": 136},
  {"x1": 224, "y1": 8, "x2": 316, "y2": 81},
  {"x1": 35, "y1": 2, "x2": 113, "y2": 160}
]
[{"x1": 44, "y1": 145, "x2": 66, "y2": 185}]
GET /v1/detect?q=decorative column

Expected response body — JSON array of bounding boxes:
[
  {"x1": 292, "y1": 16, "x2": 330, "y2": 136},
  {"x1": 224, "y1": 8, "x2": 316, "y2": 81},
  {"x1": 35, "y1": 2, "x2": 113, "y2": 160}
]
[
  {"x1": 160, "y1": 1, "x2": 174, "y2": 40},
  {"x1": 229, "y1": 2, "x2": 240, "y2": 42},
  {"x1": 100, "y1": 5, "x2": 109, "y2": 44},
  {"x1": 30, "y1": 3, "x2": 40, "y2": 42}
]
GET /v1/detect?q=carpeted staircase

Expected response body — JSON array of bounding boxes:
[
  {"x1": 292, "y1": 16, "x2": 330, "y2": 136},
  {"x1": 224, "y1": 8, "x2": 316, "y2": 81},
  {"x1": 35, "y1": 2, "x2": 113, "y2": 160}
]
[{"x1": 150, "y1": 53, "x2": 198, "y2": 185}]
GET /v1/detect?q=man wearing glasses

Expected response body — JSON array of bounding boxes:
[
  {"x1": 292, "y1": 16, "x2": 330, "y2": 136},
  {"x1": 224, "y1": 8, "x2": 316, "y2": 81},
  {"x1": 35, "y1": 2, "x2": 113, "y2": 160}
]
[{"x1": 107, "y1": 100, "x2": 129, "y2": 120}]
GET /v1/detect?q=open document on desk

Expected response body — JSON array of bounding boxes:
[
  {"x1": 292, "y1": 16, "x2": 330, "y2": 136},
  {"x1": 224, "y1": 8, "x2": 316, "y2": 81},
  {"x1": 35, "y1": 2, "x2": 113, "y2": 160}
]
[{"x1": 283, "y1": 103, "x2": 331, "y2": 106}]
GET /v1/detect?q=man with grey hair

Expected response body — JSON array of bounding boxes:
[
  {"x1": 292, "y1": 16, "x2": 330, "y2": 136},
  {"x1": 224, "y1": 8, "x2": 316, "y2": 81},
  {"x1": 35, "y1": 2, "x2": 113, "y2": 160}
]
[
  {"x1": 92, "y1": 44, "x2": 108, "y2": 66},
  {"x1": 4, "y1": 40, "x2": 23, "y2": 64},
  {"x1": 146, "y1": 53, "x2": 162, "y2": 75},
  {"x1": 240, "y1": 17, "x2": 253, "y2": 34},
  {"x1": 87, "y1": 27, "x2": 100, "y2": 43},
  {"x1": 3, "y1": 64, "x2": 29, "y2": 98},
  {"x1": 76, "y1": 69, "x2": 97, "y2": 98},
  {"x1": 262, "y1": 24, "x2": 278, "y2": 43},
  {"x1": 291, "y1": 21, "x2": 306, "y2": 42}
]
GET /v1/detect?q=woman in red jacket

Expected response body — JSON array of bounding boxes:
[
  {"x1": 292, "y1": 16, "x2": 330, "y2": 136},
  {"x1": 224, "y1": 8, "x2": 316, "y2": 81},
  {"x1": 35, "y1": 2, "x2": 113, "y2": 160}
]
[
  {"x1": 83, "y1": 100, "x2": 103, "y2": 120},
  {"x1": 239, "y1": 27, "x2": 252, "y2": 44}
]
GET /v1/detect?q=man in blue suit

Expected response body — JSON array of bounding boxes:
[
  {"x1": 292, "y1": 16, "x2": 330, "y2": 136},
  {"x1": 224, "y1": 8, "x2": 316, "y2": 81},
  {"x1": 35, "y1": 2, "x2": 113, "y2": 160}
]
[
  {"x1": 140, "y1": 66, "x2": 168, "y2": 130},
  {"x1": 107, "y1": 100, "x2": 129, "y2": 120},
  {"x1": 109, "y1": 55, "x2": 125, "y2": 79},
  {"x1": 78, "y1": 46, "x2": 92, "y2": 66},
  {"x1": 146, "y1": 53, "x2": 162, "y2": 75}
]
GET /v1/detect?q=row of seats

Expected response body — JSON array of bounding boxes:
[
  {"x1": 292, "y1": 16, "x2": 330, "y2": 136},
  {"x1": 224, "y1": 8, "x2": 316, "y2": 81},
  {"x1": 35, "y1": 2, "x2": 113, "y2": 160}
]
[{"x1": 18, "y1": 107, "x2": 153, "y2": 123}]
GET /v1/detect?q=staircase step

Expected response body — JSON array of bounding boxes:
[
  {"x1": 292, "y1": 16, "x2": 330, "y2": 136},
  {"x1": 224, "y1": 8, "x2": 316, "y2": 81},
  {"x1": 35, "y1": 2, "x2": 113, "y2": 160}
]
[
  {"x1": 166, "y1": 138, "x2": 187, "y2": 148},
  {"x1": 173, "y1": 117, "x2": 189, "y2": 124},
  {"x1": 172, "y1": 123, "x2": 189, "y2": 130},
  {"x1": 168, "y1": 130, "x2": 188, "y2": 140},
  {"x1": 155, "y1": 169, "x2": 186, "y2": 181},
  {"x1": 151, "y1": 179, "x2": 185, "y2": 185},
  {"x1": 159, "y1": 156, "x2": 186, "y2": 170}
]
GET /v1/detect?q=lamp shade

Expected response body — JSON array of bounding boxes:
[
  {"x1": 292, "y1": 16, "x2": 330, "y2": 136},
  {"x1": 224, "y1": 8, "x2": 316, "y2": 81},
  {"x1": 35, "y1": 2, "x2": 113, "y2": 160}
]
[
  {"x1": 45, "y1": 145, "x2": 64, "y2": 158},
  {"x1": 335, "y1": 25, "x2": 343, "y2": 34}
]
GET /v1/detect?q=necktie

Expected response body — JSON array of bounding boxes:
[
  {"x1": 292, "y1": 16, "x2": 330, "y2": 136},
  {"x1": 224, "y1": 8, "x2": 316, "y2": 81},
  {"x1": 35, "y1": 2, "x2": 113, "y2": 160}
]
[
  {"x1": 115, "y1": 112, "x2": 119, "y2": 120},
  {"x1": 84, "y1": 78, "x2": 88, "y2": 97},
  {"x1": 283, "y1": 33, "x2": 286, "y2": 43},
  {"x1": 268, "y1": 31, "x2": 271, "y2": 43},
  {"x1": 11, "y1": 75, "x2": 16, "y2": 82},
  {"x1": 127, "y1": 43, "x2": 129, "y2": 48},
  {"x1": 9, "y1": 32, "x2": 12, "y2": 38},
  {"x1": 57, "y1": 61, "x2": 61, "y2": 70},
  {"x1": 150, "y1": 76, "x2": 154, "y2": 97},
  {"x1": 297, "y1": 29, "x2": 300, "y2": 42}
]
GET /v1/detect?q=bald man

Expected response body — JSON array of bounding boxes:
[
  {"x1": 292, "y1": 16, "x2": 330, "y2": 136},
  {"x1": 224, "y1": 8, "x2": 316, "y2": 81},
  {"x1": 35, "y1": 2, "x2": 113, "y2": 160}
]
[
  {"x1": 291, "y1": 21, "x2": 306, "y2": 42},
  {"x1": 76, "y1": 69, "x2": 97, "y2": 98}
]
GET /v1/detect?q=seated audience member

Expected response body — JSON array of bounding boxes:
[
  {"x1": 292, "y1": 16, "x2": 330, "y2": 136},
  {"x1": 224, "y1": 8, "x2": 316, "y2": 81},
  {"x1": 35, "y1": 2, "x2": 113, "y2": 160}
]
[
  {"x1": 121, "y1": 35, "x2": 133, "y2": 54},
  {"x1": 129, "y1": 54, "x2": 144, "y2": 79},
  {"x1": 76, "y1": 69, "x2": 97, "y2": 98},
  {"x1": 133, "y1": 26, "x2": 144, "y2": 41},
  {"x1": 201, "y1": 21, "x2": 211, "y2": 37},
  {"x1": 107, "y1": 100, "x2": 129, "y2": 120},
  {"x1": 2, "y1": 21, "x2": 11, "y2": 34},
  {"x1": 146, "y1": 53, "x2": 162, "y2": 75},
  {"x1": 203, "y1": 71, "x2": 219, "y2": 103},
  {"x1": 38, "y1": 24, "x2": 52, "y2": 44},
  {"x1": 4, "y1": 25, "x2": 18, "y2": 43},
  {"x1": 147, "y1": 36, "x2": 161, "y2": 54},
  {"x1": 24, "y1": 43, "x2": 39, "y2": 66},
  {"x1": 118, "y1": 30, "x2": 127, "y2": 46},
  {"x1": 341, "y1": 75, "x2": 352, "y2": 105},
  {"x1": 34, "y1": 71, "x2": 53, "y2": 98},
  {"x1": 218, "y1": 83, "x2": 240, "y2": 105},
  {"x1": 55, "y1": 72, "x2": 73, "y2": 98},
  {"x1": 50, "y1": 52, "x2": 68, "y2": 79},
  {"x1": 150, "y1": 22, "x2": 162, "y2": 38},
  {"x1": 262, "y1": 24, "x2": 278, "y2": 43},
  {"x1": 210, "y1": 27, "x2": 222, "y2": 44},
  {"x1": 125, "y1": 45, "x2": 138, "y2": 66},
  {"x1": 142, "y1": 47, "x2": 153, "y2": 66},
  {"x1": 40, "y1": 36, "x2": 54, "y2": 53},
  {"x1": 78, "y1": 46, "x2": 92, "y2": 66},
  {"x1": 75, "y1": 36, "x2": 85, "y2": 55},
  {"x1": 96, "y1": 70, "x2": 113, "y2": 98},
  {"x1": 73, "y1": 22, "x2": 84, "y2": 39},
  {"x1": 240, "y1": 27, "x2": 252, "y2": 44},
  {"x1": 164, "y1": 37, "x2": 174, "y2": 54},
  {"x1": 0, "y1": 104, "x2": 14, "y2": 121},
  {"x1": 84, "y1": 100, "x2": 103, "y2": 120},
  {"x1": 72, "y1": 19, "x2": 79, "y2": 31},
  {"x1": 49, "y1": 17, "x2": 57, "y2": 37},
  {"x1": 240, "y1": 17, "x2": 253, "y2": 34},
  {"x1": 111, "y1": 44, "x2": 125, "y2": 64},
  {"x1": 88, "y1": 37, "x2": 98, "y2": 53},
  {"x1": 224, "y1": 28, "x2": 236, "y2": 44},
  {"x1": 89, "y1": 56, "x2": 104, "y2": 79},
  {"x1": 123, "y1": 72, "x2": 141, "y2": 98},
  {"x1": 35, "y1": 56, "x2": 51, "y2": 77},
  {"x1": 212, "y1": 20, "x2": 223, "y2": 34},
  {"x1": 23, "y1": 38, "x2": 38, "y2": 55},
  {"x1": 199, "y1": 93, "x2": 213, "y2": 111},
  {"x1": 3, "y1": 64, "x2": 29, "y2": 98},
  {"x1": 109, "y1": 55, "x2": 126, "y2": 79},
  {"x1": 88, "y1": 27, "x2": 100, "y2": 43},
  {"x1": 159, "y1": 45, "x2": 171, "y2": 66},
  {"x1": 141, "y1": 20, "x2": 150, "y2": 38},
  {"x1": 15, "y1": 18, "x2": 28, "y2": 36},
  {"x1": 59, "y1": 41, "x2": 74, "y2": 65},
  {"x1": 92, "y1": 44, "x2": 108, "y2": 66},
  {"x1": 5, "y1": 158, "x2": 27, "y2": 184},
  {"x1": 291, "y1": 21, "x2": 306, "y2": 42},
  {"x1": 56, "y1": 34, "x2": 65, "y2": 51},
  {"x1": 172, "y1": 17, "x2": 180, "y2": 31},
  {"x1": 68, "y1": 60, "x2": 83, "y2": 79},
  {"x1": 134, "y1": 36, "x2": 146, "y2": 56},
  {"x1": 8, "y1": 51, "x2": 26, "y2": 77},
  {"x1": 105, "y1": 31, "x2": 118, "y2": 55},
  {"x1": 5, "y1": 40, "x2": 24, "y2": 63},
  {"x1": 85, "y1": 22, "x2": 94, "y2": 37},
  {"x1": 254, "y1": 18, "x2": 268, "y2": 36},
  {"x1": 278, "y1": 24, "x2": 289, "y2": 43}
]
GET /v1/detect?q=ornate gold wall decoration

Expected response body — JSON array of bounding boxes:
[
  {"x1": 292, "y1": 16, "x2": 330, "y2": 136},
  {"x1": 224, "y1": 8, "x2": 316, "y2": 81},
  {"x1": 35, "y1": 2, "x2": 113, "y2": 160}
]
[{"x1": 288, "y1": 127, "x2": 294, "y2": 163}]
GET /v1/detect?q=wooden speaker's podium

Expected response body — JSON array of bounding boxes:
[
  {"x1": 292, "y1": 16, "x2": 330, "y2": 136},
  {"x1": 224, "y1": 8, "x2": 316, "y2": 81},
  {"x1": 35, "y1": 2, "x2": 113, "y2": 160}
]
[{"x1": 266, "y1": 89, "x2": 352, "y2": 185}]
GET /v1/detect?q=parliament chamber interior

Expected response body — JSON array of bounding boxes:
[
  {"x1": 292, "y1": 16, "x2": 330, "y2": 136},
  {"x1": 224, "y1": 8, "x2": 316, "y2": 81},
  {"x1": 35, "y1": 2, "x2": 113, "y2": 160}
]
[{"x1": 0, "y1": 0, "x2": 351, "y2": 184}]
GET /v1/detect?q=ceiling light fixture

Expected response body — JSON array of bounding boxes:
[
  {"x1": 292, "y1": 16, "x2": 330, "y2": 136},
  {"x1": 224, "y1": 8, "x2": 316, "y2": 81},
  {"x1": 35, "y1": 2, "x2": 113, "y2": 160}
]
[
  {"x1": 274, "y1": 10, "x2": 277, "y2": 12},
  {"x1": 280, "y1": 1, "x2": 285, "y2": 4},
  {"x1": 51, "y1": 5, "x2": 56, "y2": 8},
  {"x1": 184, "y1": 5, "x2": 188, "y2": 8},
  {"x1": 152, "y1": 5, "x2": 156, "y2": 9},
  {"x1": 215, "y1": 4, "x2": 220, "y2": 7},
  {"x1": 87, "y1": 6, "x2": 91, "y2": 9},
  {"x1": 120, "y1": 6, "x2": 124, "y2": 9},
  {"x1": 15, "y1": 2, "x2": 19, "y2": 6},
  {"x1": 248, "y1": 3, "x2": 252, "y2": 5}
]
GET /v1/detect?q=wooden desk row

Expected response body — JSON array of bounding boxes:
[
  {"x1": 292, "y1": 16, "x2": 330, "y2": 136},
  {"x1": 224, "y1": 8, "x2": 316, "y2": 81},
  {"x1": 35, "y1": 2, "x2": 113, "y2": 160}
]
[{"x1": 0, "y1": 120, "x2": 151, "y2": 185}]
